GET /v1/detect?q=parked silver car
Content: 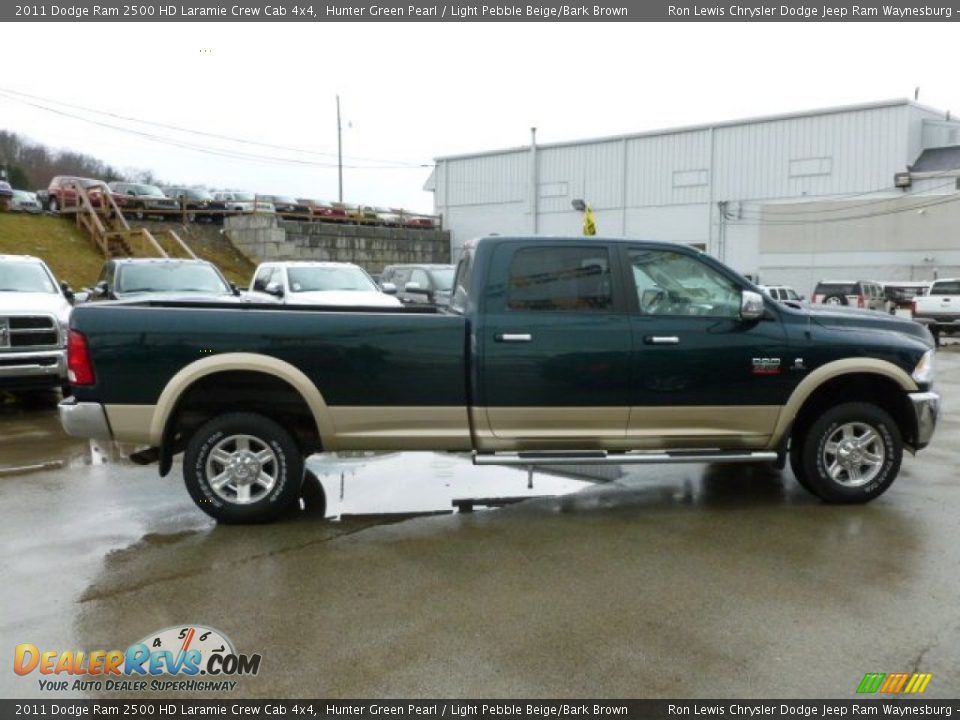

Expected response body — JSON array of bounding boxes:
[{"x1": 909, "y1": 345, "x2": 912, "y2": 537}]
[{"x1": 10, "y1": 190, "x2": 43, "y2": 214}]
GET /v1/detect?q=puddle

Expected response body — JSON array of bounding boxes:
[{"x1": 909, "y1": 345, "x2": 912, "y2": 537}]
[
  {"x1": 0, "y1": 393, "x2": 132, "y2": 475},
  {"x1": 306, "y1": 451, "x2": 597, "y2": 518}
]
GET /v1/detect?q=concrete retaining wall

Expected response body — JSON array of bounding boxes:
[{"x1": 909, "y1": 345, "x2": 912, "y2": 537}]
[{"x1": 224, "y1": 214, "x2": 451, "y2": 272}]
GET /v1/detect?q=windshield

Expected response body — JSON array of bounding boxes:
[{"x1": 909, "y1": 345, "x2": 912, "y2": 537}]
[
  {"x1": 13, "y1": 190, "x2": 34, "y2": 200},
  {"x1": 431, "y1": 268, "x2": 455, "y2": 291},
  {"x1": 287, "y1": 266, "x2": 377, "y2": 293},
  {"x1": 0, "y1": 262, "x2": 57, "y2": 293},
  {"x1": 231, "y1": 192, "x2": 255, "y2": 201},
  {"x1": 117, "y1": 263, "x2": 230, "y2": 294},
  {"x1": 130, "y1": 184, "x2": 165, "y2": 197},
  {"x1": 271, "y1": 196, "x2": 297, "y2": 204}
]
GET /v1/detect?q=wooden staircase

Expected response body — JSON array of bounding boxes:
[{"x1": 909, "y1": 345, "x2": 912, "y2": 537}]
[{"x1": 63, "y1": 181, "x2": 197, "y2": 260}]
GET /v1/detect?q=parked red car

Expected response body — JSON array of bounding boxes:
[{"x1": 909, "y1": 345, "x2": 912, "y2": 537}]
[
  {"x1": 46, "y1": 176, "x2": 104, "y2": 212},
  {"x1": 300, "y1": 199, "x2": 350, "y2": 223}
]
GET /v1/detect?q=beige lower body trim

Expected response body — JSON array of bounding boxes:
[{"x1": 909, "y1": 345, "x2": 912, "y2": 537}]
[
  {"x1": 327, "y1": 406, "x2": 473, "y2": 451},
  {"x1": 471, "y1": 405, "x2": 779, "y2": 452},
  {"x1": 104, "y1": 404, "x2": 156, "y2": 444}
]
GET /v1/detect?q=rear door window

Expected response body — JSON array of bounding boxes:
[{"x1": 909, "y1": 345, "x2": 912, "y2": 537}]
[
  {"x1": 507, "y1": 246, "x2": 613, "y2": 312},
  {"x1": 931, "y1": 281, "x2": 960, "y2": 295}
]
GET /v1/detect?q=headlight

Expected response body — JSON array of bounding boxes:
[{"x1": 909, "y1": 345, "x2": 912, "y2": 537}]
[{"x1": 912, "y1": 349, "x2": 936, "y2": 385}]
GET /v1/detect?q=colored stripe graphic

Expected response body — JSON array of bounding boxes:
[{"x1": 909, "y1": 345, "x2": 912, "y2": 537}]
[
  {"x1": 857, "y1": 674, "x2": 885, "y2": 693},
  {"x1": 858, "y1": 672, "x2": 932, "y2": 694}
]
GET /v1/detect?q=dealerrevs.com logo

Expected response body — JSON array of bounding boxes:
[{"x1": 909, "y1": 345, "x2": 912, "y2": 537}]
[{"x1": 14, "y1": 625, "x2": 261, "y2": 692}]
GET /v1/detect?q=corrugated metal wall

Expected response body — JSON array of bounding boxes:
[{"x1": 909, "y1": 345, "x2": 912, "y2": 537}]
[{"x1": 435, "y1": 101, "x2": 960, "y2": 268}]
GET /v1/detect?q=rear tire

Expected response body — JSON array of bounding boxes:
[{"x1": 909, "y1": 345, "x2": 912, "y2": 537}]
[
  {"x1": 183, "y1": 412, "x2": 304, "y2": 524},
  {"x1": 797, "y1": 402, "x2": 901, "y2": 504}
]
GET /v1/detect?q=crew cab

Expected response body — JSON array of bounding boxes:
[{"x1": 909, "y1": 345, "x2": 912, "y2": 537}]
[
  {"x1": 912, "y1": 278, "x2": 960, "y2": 345},
  {"x1": 0, "y1": 255, "x2": 74, "y2": 394},
  {"x1": 59, "y1": 236, "x2": 940, "y2": 523}
]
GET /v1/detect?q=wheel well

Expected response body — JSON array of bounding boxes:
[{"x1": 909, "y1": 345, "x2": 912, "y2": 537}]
[
  {"x1": 160, "y1": 371, "x2": 322, "y2": 474},
  {"x1": 791, "y1": 373, "x2": 916, "y2": 449}
]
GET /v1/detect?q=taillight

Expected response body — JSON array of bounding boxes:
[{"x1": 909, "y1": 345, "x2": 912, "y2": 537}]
[
  {"x1": 911, "y1": 301, "x2": 917, "y2": 316},
  {"x1": 857, "y1": 295, "x2": 865, "y2": 308},
  {"x1": 67, "y1": 330, "x2": 95, "y2": 386}
]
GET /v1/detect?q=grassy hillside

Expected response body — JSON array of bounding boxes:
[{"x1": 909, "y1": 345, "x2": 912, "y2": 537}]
[
  {"x1": 0, "y1": 213, "x2": 256, "y2": 288},
  {"x1": 0, "y1": 213, "x2": 104, "y2": 287}
]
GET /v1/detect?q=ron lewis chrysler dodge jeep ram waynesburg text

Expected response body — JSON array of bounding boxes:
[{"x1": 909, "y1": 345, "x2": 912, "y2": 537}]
[{"x1": 59, "y1": 236, "x2": 941, "y2": 523}]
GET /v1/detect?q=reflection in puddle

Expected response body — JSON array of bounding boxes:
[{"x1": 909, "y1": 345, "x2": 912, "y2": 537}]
[
  {"x1": 0, "y1": 394, "x2": 129, "y2": 475},
  {"x1": 306, "y1": 452, "x2": 597, "y2": 518}
]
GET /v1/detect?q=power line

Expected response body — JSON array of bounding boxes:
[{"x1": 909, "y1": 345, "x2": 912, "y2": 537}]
[{"x1": 0, "y1": 89, "x2": 434, "y2": 170}]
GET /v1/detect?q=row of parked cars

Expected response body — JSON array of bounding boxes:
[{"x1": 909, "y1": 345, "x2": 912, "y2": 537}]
[
  {"x1": 761, "y1": 279, "x2": 932, "y2": 313},
  {"x1": 761, "y1": 277, "x2": 959, "y2": 345},
  {"x1": 0, "y1": 252, "x2": 455, "y2": 396},
  {"x1": 37, "y1": 176, "x2": 440, "y2": 229}
]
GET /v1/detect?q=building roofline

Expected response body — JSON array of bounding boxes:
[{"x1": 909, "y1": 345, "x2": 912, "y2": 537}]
[{"x1": 435, "y1": 98, "x2": 949, "y2": 162}]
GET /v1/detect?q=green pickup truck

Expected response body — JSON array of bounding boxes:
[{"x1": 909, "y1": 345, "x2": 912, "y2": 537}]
[{"x1": 59, "y1": 236, "x2": 940, "y2": 523}]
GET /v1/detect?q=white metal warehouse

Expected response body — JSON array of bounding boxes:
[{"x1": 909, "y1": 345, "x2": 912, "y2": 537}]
[{"x1": 428, "y1": 99, "x2": 960, "y2": 293}]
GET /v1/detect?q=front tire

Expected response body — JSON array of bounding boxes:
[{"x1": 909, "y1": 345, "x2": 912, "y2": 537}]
[
  {"x1": 797, "y1": 402, "x2": 902, "y2": 504},
  {"x1": 183, "y1": 412, "x2": 304, "y2": 523}
]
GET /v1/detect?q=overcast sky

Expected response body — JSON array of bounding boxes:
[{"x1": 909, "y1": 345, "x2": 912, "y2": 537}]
[{"x1": 2, "y1": 22, "x2": 959, "y2": 212}]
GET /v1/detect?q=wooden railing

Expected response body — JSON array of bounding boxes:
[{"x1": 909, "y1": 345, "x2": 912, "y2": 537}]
[{"x1": 62, "y1": 181, "x2": 168, "y2": 260}]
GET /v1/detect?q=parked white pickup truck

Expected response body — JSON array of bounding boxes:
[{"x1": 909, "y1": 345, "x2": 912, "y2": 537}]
[
  {"x1": 0, "y1": 255, "x2": 75, "y2": 394},
  {"x1": 912, "y1": 278, "x2": 960, "y2": 346}
]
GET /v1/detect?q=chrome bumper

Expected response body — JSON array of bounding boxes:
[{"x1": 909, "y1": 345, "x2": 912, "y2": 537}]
[
  {"x1": 908, "y1": 391, "x2": 940, "y2": 449},
  {"x1": 58, "y1": 399, "x2": 113, "y2": 441},
  {"x1": 0, "y1": 349, "x2": 65, "y2": 380}
]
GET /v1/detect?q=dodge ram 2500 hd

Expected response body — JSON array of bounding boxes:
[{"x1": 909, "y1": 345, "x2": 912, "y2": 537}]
[{"x1": 59, "y1": 236, "x2": 940, "y2": 523}]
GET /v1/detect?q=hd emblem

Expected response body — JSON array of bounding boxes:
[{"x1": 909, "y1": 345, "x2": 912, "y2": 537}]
[{"x1": 751, "y1": 357, "x2": 782, "y2": 375}]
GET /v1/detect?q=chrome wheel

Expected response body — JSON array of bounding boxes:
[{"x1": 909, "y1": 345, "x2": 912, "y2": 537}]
[
  {"x1": 205, "y1": 434, "x2": 279, "y2": 505},
  {"x1": 822, "y1": 422, "x2": 884, "y2": 487},
  {"x1": 824, "y1": 296, "x2": 843, "y2": 305}
]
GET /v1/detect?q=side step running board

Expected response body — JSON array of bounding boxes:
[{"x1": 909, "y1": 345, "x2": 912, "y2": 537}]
[{"x1": 473, "y1": 450, "x2": 778, "y2": 466}]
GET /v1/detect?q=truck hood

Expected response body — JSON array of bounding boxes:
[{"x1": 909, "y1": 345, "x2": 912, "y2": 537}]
[
  {"x1": 800, "y1": 303, "x2": 933, "y2": 344},
  {"x1": 284, "y1": 290, "x2": 403, "y2": 308},
  {"x1": 0, "y1": 291, "x2": 72, "y2": 325}
]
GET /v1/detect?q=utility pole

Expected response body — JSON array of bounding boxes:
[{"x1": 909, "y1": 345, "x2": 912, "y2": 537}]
[{"x1": 337, "y1": 94, "x2": 343, "y2": 203}]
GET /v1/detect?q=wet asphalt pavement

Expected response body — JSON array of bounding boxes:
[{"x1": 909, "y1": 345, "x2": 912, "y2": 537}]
[{"x1": 1, "y1": 346, "x2": 959, "y2": 700}]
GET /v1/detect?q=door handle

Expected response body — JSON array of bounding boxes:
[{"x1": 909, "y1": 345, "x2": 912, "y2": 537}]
[
  {"x1": 644, "y1": 335, "x2": 679, "y2": 345},
  {"x1": 495, "y1": 333, "x2": 532, "y2": 343}
]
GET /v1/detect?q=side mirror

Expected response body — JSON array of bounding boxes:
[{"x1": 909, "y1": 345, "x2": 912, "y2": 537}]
[
  {"x1": 265, "y1": 282, "x2": 284, "y2": 297},
  {"x1": 229, "y1": 282, "x2": 240, "y2": 296},
  {"x1": 380, "y1": 282, "x2": 397, "y2": 295},
  {"x1": 60, "y1": 281, "x2": 75, "y2": 302},
  {"x1": 94, "y1": 280, "x2": 109, "y2": 298},
  {"x1": 740, "y1": 290, "x2": 765, "y2": 321}
]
